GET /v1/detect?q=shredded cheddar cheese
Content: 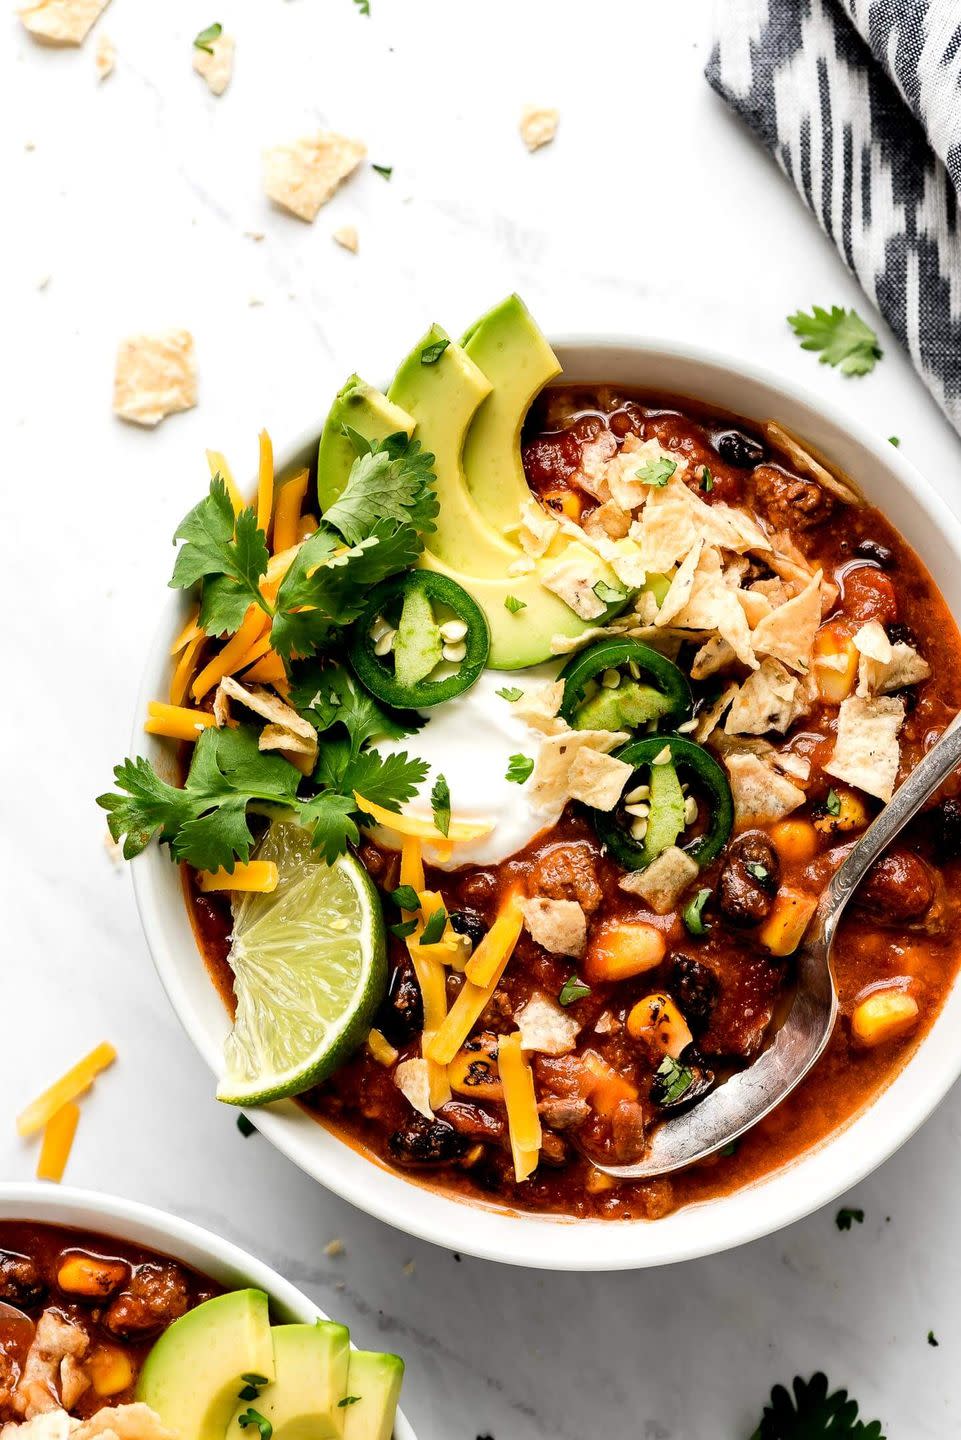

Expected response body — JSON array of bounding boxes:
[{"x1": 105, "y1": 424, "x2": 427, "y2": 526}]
[
  {"x1": 257, "y1": 429, "x2": 274, "y2": 537},
  {"x1": 405, "y1": 916, "x2": 452, "y2": 1109},
  {"x1": 197, "y1": 861, "x2": 279, "y2": 893},
  {"x1": 145, "y1": 701, "x2": 216, "y2": 742},
  {"x1": 168, "y1": 633, "x2": 206, "y2": 707},
  {"x1": 464, "y1": 892, "x2": 524, "y2": 988},
  {"x1": 400, "y1": 836, "x2": 425, "y2": 894},
  {"x1": 18, "y1": 1043, "x2": 117, "y2": 1138},
  {"x1": 36, "y1": 1102, "x2": 80, "y2": 1184},
  {"x1": 273, "y1": 469, "x2": 310, "y2": 554},
  {"x1": 191, "y1": 606, "x2": 270, "y2": 701},
  {"x1": 426, "y1": 897, "x2": 523, "y2": 1066},
  {"x1": 170, "y1": 609, "x2": 202, "y2": 657},
  {"x1": 353, "y1": 793, "x2": 492, "y2": 845},
  {"x1": 206, "y1": 449, "x2": 245, "y2": 517},
  {"x1": 367, "y1": 1029, "x2": 399, "y2": 1067},
  {"x1": 498, "y1": 1033, "x2": 541, "y2": 1181}
]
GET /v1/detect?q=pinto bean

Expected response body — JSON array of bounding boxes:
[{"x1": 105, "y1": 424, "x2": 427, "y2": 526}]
[
  {"x1": 104, "y1": 1263, "x2": 189, "y2": 1338},
  {"x1": 388, "y1": 1114, "x2": 468, "y2": 1166},
  {"x1": 538, "y1": 1096, "x2": 590, "y2": 1130},
  {"x1": 0, "y1": 1253, "x2": 44, "y2": 1309},
  {"x1": 437, "y1": 1100, "x2": 506, "y2": 1144},
  {"x1": 610, "y1": 1101, "x2": 646, "y2": 1164},
  {"x1": 717, "y1": 832, "x2": 781, "y2": 927},
  {"x1": 529, "y1": 842, "x2": 603, "y2": 914},
  {"x1": 752, "y1": 464, "x2": 835, "y2": 531},
  {"x1": 855, "y1": 849, "x2": 934, "y2": 922}
]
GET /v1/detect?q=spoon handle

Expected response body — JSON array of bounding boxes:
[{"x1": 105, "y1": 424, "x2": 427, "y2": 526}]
[{"x1": 825, "y1": 713, "x2": 961, "y2": 925}]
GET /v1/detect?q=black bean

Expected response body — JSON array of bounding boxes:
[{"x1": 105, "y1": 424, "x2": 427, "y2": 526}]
[
  {"x1": 934, "y1": 797, "x2": 961, "y2": 861},
  {"x1": 376, "y1": 957, "x2": 423, "y2": 1047},
  {"x1": 448, "y1": 909, "x2": 487, "y2": 951},
  {"x1": 669, "y1": 955, "x2": 719, "y2": 1034},
  {"x1": 714, "y1": 428, "x2": 765, "y2": 468},
  {"x1": 388, "y1": 1115, "x2": 468, "y2": 1166},
  {"x1": 0, "y1": 1253, "x2": 45, "y2": 1308},
  {"x1": 855, "y1": 538, "x2": 895, "y2": 569},
  {"x1": 886, "y1": 622, "x2": 918, "y2": 648}
]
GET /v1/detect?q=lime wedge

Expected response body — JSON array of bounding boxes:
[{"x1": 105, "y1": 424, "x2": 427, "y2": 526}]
[{"x1": 217, "y1": 821, "x2": 386, "y2": 1106}]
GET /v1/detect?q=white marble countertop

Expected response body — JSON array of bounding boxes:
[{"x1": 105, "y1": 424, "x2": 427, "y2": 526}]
[{"x1": 6, "y1": 1, "x2": 961, "y2": 1435}]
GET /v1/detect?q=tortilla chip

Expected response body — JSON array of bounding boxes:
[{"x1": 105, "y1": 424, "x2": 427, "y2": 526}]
[
  {"x1": 724, "y1": 659, "x2": 799, "y2": 736},
  {"x1": 618, "y1": 846, "x2": 699, "y2": 915},
  {"x1": 583, "y1": 499, "x2": 632, "y2": 541},
  {"x1": 512, "y1": 679, "x2": 567, "y2": 735},
  {"x1": 219, "y1": 676, "x2": 318, "y2": 765},
  {"x1": 263, "y1": 132, "x2": 366, "y2": 222},
  {"x1": 853, "y1": 620, "x2": 892, "y2": 665},
  {"x1": 395, "y1": 1058, "x2": 433, "y2": 1120},
  {"x1": 94, "y1": 31, "x2": 114, "y2": 78},
  {"x1": 669, "y1": 547, "x2": 756, "y2": 666},
  {"x1": 75, "y1": 1406, "x2": 177, "y2": 1440},
  {"x1": 566, "y1": 748, "x2": 632, "y2": 810},
  {"x1": 824, "y1": 695, "x2": 905, "y2": 802},
  {"x1": 520, "y1": 105, "x2": 560, "y2": 151},
  {"x1": 691, "y1": 635, "x2": 737, "y2": 680},
  {"x1": 762, "y1": 421, "x2": 860, "y2": 506},
  {"x1": 605, "y1": 437, "x2": 686, "y2": 512},
  {"x1": 772, "y1": 750, "x2": 811, "y2": 783},
  {"x1": 750, "y1": 570, "x2": 822, "y2": 672},
  {"x1": 18, "y1": 0, "x2": 109, "y2": 43},
  {"x1": 724, "y1": 751, "x2": 806, "y2": 827},
  {"x1": 857, "y1": 642, "x2": 931, "y2": 698},
  {"x1": 528, "y1": 729, "x2": 628, "y2": 815},
  {"x1": 737, "y1": 588, "x2": 773, "y2": 628},
  {"x1": 112, "y1": 329, "x2": 197, "y2": 427},
  {"x1": 655, "y1": 540, "x2": 703, "y2": 626},
  {"x1": 541, "y1": 556, "x2": 608, "y2": 620},
  {"x1": 521, "y1": 898, "x2": 587, "y2": 957},
  {"x1": 570, "y1": 431, "x2": 617, "y2": 498},
  {"x1": 518, "y1": 498, "x2": 559, "y2": 558},
  {"x1": 694, "y1": 681, "x2": 739, "y2": 742},
  {"x1": 192, "y1": 31, "x2": 233, "y2": 95},
  {"x1": 515, "y1": 993, "x2": 581, "y2": 1054}
]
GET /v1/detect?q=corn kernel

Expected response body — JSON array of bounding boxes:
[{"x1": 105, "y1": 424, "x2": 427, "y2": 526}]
[
  {"x1": 585, "y1": 922, "x2": 666, "y2": 983},
  {"x1": 627, "y1": 994, "x2": 693, "y2": 1059},
  {"x1": 542, "y1": 487, "x2": 583, "y2": 522},
  {"x1": 448, "y1": 1034, "x2": 504, "y2": 1101},
  {"x1": 851, "y1": 989, "x2": 919, "y2": 1048},
  {"x1": 88, "y1": 1347, "x2": 135, "y2": 1397},
  {"x1": 812, "y1": 624, "x2": 858, "y2": 703},
  {"x1": 366, "y1": 1028, "x2": 398, "y2": 1067},
  {"x1": 585, "y1": 1168, "x2": 618, "y2": 1194},
  {"x1": 770, "y1": 819, "x2": 819, "y2": 864},
  {"x1": 758, "y1": 888, "x2": 818, "y2": 956},
  {"x1": 814, "y1": 788, "x2": 870, "y2": 836},
  {"x1": 57, "y1": 1254, "x2": 127, "y2": 1298}
]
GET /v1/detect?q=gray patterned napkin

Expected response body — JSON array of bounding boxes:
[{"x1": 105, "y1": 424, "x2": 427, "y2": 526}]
[{"x1": 707, "y1": 0, "x2": 961, "y2": 433}]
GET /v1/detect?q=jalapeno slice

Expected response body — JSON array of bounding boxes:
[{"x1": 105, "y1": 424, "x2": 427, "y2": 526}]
[
  {"x1": 591, "y1": 735, "x2": 733, "y2": 871},
  {"x1": 558, "y1": 638, "x2": 691, "y2": 733},
  {"x1": 350, "y1": 571, "x2": 490, "y2": 709}
]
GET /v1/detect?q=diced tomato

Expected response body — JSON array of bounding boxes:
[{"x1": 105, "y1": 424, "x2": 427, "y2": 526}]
[{"x1": 840, "y1": 565, "x2": 898, "y2": 625}]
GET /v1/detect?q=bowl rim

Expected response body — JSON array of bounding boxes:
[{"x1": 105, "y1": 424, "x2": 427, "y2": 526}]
[
  {"x1": 0, "y1": 1182, "x2": 417, "y2": 1440},
  {"x1": 131, "y1": 330, "x2": 961, "y2": 1270}
]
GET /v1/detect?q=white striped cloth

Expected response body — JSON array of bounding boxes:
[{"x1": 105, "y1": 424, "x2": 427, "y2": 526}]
[{"x1": 707, "y1": 0, "x2": 961, "y2": 433}]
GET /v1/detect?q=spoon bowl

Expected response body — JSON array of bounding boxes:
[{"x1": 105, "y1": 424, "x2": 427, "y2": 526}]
[{"x1": 587, "y1": 715, "x2": 961, "y2": 1180}]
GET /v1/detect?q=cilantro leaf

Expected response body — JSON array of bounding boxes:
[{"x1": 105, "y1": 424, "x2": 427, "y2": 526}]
[
  {"x1": 700, "y1": 465, "x2": 714, "y2": 492},
  {"x1": 289, "y1": 660, "x2": 422, "y2": 756},
  {"x1": 420, "y1": 340, "x2": 449, "y2": 366},
  {"x1": 504, "y1": 595, "x2": 526, "y2": 614},
  {"x1": 322, "y1": 435, "x2": 438, "y2": 546},
  {"x1": 835, "y1": 1206, "x2": 864, "y2": 1231},
  {"x1": 928, "y1": 1331, "x2": 939, "y2": 1347},
  {"x1": 431, "y1": 774, "x2": 451, "y2": 837},
  {"x1": 496, "y1": 686, "x2": 523, "y2": 703},
  {"x1": 170, "y1": 479, "x2": 270, "y2": 637},
  {"x1": 420, "y1": 905, "x2": 447, "y2": 945},
  {"x1": 505, "y1": 754, "x2": 534, "y2": 784},
  {"x1": 751, "y1": 1372, "x2": 885, "y2": 1439},
  {"x1": 787, "y1": 306, "x2": 882, "y2": 377},
  {"x1": 372, "y1": 163, "x2": 392, "y2": 180},
  {"x1": 237, "y1": 1409, "x2": 272, "y2": 1440},
  {"x1": 682, "y1": 887, "x2": 712, "y2": 938},
  {"x1": 271, "y1": 522, "x2": 420, "y2": 660},
  {"x1": 593, "y1": 579, "x2": 627, "y2": 606},
  {"x1": 193, "y1": 21, "x2": 222, "y2": 52},
  {"x1": 293, "y1": 791, "x2": 359, "y2": 865},
  {"x1": 634, "y1": 457, "x2": 676, "y2": 487},
  {"x1": 390, "y1": 885, "x2": 420, "y2": 911},
  {"x1": 825, "y1": 789, "x2": 841, "y2": 816},
  {"x1": 559, "y1": 975, "x2": 590, "y2": 1006},
  {"x1": 391, "y1": 918, "x2": 418, "y2": 939},
  {"x1": 352, "y1": 0, "x2": 369, "y2": 14},
  {"x1": 346, "y1": 749, "x2": 428, "y2": 811},
  {"x1": 98, "y1": 726, "x2": 301, "y2": 870}
]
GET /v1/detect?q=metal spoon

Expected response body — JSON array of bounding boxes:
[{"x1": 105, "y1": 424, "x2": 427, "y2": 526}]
[{"x1": 586, "y1": 715, "x2": 961, "y2": 1180}]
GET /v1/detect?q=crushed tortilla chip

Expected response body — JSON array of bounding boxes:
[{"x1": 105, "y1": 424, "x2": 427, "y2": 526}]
[
  {"x1": 583, "y1": 499, "x2": 632, "y2": 541},
  {"x1": 824, "y1": 694, "x2": 904, "y2": 802},
  {"x1": 655, "y1": 540, "x2": 704, "y2": 626},
  {"x1": 521, "y1": 898, "x2": 587, "y2": 957},
  {"x1": 520, "y1": 106, "x2": 559, "y2": 151},
  {"x1": 691, "y1": 635, "x2": 737, "y2": 680},
  {"x1": 18, "y1": 0, "x2": 109, "y2": 44},
  {"x1": 512, "y1": 679, "x2": 567, "y2": 735},
  {"x1": 94, "y1": 31, "x2": 114, "y2": 78},
  {"x1": 857, "y1": 640, "x2": 931, "y2": 698},
  {"x1": 193, "y1": 30, "x2": 234, "y2": 95},
  {"x1": 218, "y1": 676, "x2": 318, "y2": 765},
  {"x1": 618, "y1": 846, "x2": 699, "y2": 915},
  {"x1": 333, "y1": 225, "x2": 359, "y2": 253},
  {"x1": 515, "y1": 993, "x2": 581, "y2": 1055},
  {"x1": 112, "y1": 330, "x2": 197, "y2": 427},
  {"x1": 669, "y1": 547, "x2": 756, "y2": 666},
  {"x1": 529, "y1": 728, "x2": 628, "y2": 815},
  {"x1": 725, "y1": 751, "x2": 806, "y2": 828},
  {"x1": 762, "y1": 421, "x2": 860, "y2": 506},
  {"x1": 694, "y1": 681, "x2": 739, "y2": 742},
  {"x1": 264, "y1": 132, "x2": 366, "y2": 222},
  {"x1": 566, "y1": 747, "x2": 632, "y2": 810},
  {"x1": 518, "y1": 498, "x2": 560, "y2": 558},
  {"x1": 395, "y1": 1058, "x2": 433, "y2": 1120},
  {"x1": 725, "y1": 659, "x2": 799, "y2": 736},
  {"x1": 541, "y1": 556, "x2": 608, "y2": 619},
  {"x1": 750, "y1": 570, "x2": 822, "y2": 672},
  {"x1": 71, "y1": 1405, "x2": 178, "y2": 1440},
  {"x1": 605, "y1": 437, "x2": 686, "y2": 512}
]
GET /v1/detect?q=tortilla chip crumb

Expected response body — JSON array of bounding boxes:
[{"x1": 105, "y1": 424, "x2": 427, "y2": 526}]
[
  {"x1": 112, "y1": 330, "x2": 197, "y2": 427},
  {"x1": 725, "y1": 751, "x2": 806, "y2": 828},
  {"x1": 618, "y1": 846, "x2": 698, "y2": 915},
  {"x1": 566, "y1": 747, "x2": 632, "y2": 810},
  {"x1": 264, "y1": 132, "x2": 366, "y2": 222},
  {"x1": 520, "y1": 106, "x2": 559, "y2": 151},
  {"x1": 192, "y1": 31, "x2": 234, "y2": 96},
  {"x1": 514, "y1": 993, "x2": 581, "y2": 1055},
  {"x1": 323, "y1": 1238, "x2": 345, "y2": 1258},
  {"x1": 333, "y1": 225, "x2": 359, "y2": 253},
  {"x1": 824, "y1": 694, "x2": 904, "y2": 802},
  {"x1": 403, "y1": 1261, "x2": 416, "y2": 1277},
  {"x1": 521, "y1": 897, "x2": 587, "y2": 958},
  {"x1": 94, "y1": 32, "x2": 114, "y2": 78},
  {"x1": 18, "y1": 0, "x2": 110, "y2": 45},
  {"x1": 395, "y1": 1058, "x2": 433, "y2": 1120}
]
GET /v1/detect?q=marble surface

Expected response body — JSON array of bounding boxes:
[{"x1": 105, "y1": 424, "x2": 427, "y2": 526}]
[{"x1": 6, "y1": 1, "x2": 961, "y2": 1435}]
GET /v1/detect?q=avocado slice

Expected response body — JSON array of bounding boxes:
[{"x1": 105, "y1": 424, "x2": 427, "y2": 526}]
[
  {"x1": 342, "y1": 1352, "x2": 404, "y2": 1440},
  {"x1": 317, "y1": 376, "x2": 415, "y2": 514},
  {"x1": 136, "y1": 1289, "x2": 275, "y2": 1440},
  {"x1": 231, "y1": 1322, "x2": 350, "y2": 1440},
  {"x1": 387, "y1": 326, "x2": 519, "y2": 577},
  {"x1": 461, "y1": 294, "x2": 561, "y2": 537}
]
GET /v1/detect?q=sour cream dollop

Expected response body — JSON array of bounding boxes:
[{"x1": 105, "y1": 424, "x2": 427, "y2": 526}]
[{"x1": 372, "y1": 663, "x2": 562, "y2": 868}]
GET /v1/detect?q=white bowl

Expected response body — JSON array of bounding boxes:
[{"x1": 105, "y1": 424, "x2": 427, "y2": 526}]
[
  {"x1": 0, "y1": 1183, "x2": 416, "y2": 1440},
  {"x1": 132, "y1": 337, "x2": 961, "y2": 1270}
]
